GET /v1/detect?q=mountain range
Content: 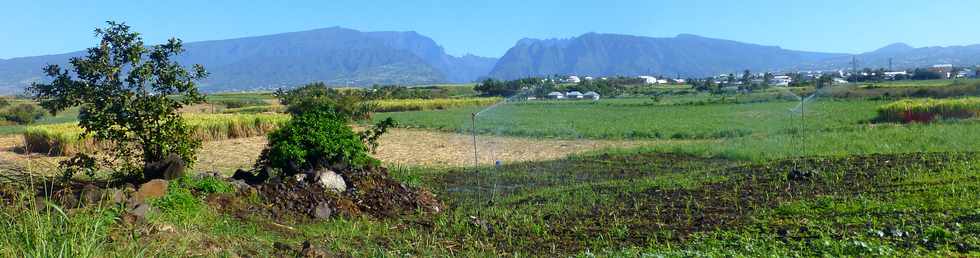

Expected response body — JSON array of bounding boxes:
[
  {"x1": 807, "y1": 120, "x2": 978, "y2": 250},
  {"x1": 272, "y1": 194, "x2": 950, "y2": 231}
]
[
  {"x1": 0, "y1": 27, "x2": 497, "y2": 93},
  {"x1": 2, "y1": 27, "x2": 980, "y2": 94}
]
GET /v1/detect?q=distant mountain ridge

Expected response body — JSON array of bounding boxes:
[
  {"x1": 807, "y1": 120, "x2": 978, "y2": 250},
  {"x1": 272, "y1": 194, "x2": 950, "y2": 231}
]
[
  {"x1": 487, "y1": 33, "x2": 848, "y2": 79},
  {"x1": 3, "y1": 27, "x2": 980, "y2": 94},
  {"x1": 802, "y1": 43, "x2": 980, "y2": 70},
  {"x1": 0, "y1": 27, "x2": 497, "y2": 93},
  {"x1": 490, "y1": 33, "x2": 980, "y2": 79}
]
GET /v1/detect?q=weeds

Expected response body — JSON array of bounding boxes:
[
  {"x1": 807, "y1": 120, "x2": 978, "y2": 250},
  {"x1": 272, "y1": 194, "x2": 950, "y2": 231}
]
[{"x1": 0, "y1": 191, "x2": 115, "y2": 257}]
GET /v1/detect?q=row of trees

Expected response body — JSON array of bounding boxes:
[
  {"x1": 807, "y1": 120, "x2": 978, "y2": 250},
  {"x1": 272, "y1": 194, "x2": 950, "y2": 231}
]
[{"x1": 474, "y1": 77, "x2": 652, "y2": 98}]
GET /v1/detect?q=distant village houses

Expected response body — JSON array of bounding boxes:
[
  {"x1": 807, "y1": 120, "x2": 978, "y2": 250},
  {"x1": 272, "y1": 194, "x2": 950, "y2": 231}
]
[{"x1": 543, "y1": 91, "x2": 600, "y2": 101}]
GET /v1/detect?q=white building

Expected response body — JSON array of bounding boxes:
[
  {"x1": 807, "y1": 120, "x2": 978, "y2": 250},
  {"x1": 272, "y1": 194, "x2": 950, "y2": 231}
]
[
  {"x1": 583, "y1": 91, "x2": 600, "y2": 100},
  {"x1": 770, "y1": 75, "x2": 792, "y2": 86},
  {"x1": 547, "y1": 92, "x2": 565, "y2": 99},
  {"x1": 566, "y1": 91, "x2": 584, "y2": 99},
  {"x1": 639, "y1": 75, "x2": 658, "y2": 84},
  {"x1": 566, "y1": 76, "x2": 582, "y2": 83}
]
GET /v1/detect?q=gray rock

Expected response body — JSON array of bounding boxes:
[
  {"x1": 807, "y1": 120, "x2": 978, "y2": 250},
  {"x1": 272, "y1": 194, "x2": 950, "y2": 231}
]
[
  {"x1": 229, "y1": 179, "x2": 251, "y2": 190},
  {"x1": 107, "y1": 188, "x2": 127, "y2": 204},
  {"x1": 143, "y1": 153, "x2": 186, "y2": 180},
  {"x1": 313, "y1": 203, "x2": 333, "y2": 219},
  {"x1": 130, "y1": 203, "x2": 151, "y2": 218},
  {"x1": 313, "y1": 169, "x2": 346, "y2": 193},
  {"x1": 79, "y1": 184, "x2": 102, "y2": 205}
]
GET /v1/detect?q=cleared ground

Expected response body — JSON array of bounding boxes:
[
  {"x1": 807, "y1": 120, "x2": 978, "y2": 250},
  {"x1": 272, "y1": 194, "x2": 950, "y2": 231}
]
[{"x1": 0, "y1": 128, "x2": 670, "y2": 175}]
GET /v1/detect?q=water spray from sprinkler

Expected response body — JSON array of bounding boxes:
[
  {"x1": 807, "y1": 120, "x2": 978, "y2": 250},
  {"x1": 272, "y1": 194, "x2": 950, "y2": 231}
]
[{"x1": 470, "y1": 87, "x2": 537, "y2": 206}]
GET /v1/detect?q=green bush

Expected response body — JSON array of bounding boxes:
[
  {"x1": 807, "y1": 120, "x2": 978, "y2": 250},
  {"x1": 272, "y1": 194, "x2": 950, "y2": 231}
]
[
  {"x1": 275, "y1": 82, "x2": 374, "y2": 121},
  {"x1": 2, "y1": 103, "x2": 46, "y2": 124},
  {"x1": 258, "y1": 108, "x2": 377, "y2": 177}
]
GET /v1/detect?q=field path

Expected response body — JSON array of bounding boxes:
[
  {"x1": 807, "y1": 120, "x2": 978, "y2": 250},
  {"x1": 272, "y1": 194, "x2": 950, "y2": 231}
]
[{"x1": 0, "y1": 129, "x2": 672, "y2": 175}]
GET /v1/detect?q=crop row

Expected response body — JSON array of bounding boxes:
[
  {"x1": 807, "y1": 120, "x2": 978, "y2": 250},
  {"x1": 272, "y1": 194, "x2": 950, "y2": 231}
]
[
  {"x1": 876, "y1": 97, "x2": 980, "y2": 123},
  {"x1": 23, "y1": 113, "x2": 289, "y2": 156},
  {"x1": 369, "y1": 97, "x2": 500, "y2": 112}
]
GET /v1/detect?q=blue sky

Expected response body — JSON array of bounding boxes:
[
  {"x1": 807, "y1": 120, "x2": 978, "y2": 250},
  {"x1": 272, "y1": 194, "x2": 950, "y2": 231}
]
[{"x1": 2, "y1": 0, "x2": 978, "y2": 59}]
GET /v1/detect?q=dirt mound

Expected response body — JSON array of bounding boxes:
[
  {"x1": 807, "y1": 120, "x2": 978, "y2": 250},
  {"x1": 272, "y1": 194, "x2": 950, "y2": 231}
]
[{"x1": 250, "y1": 165, "x2": 442, "y2": 221}]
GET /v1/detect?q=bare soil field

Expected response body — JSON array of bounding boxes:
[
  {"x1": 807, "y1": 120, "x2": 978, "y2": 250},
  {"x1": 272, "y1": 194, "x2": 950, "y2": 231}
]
[{"x1": 0, "y1": 129, "x2": 672, "y2": 176}]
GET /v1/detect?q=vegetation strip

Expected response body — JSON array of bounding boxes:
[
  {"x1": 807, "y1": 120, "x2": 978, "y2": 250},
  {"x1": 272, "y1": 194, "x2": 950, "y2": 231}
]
[{"x1": 23, "y1": 114, "x2": 289, "y2": 156}]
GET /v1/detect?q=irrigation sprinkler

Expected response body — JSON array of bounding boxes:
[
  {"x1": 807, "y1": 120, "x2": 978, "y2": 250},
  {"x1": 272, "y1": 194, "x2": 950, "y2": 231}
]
[{"x1": 471, "y1": 112, "x2": 479, "y2": 168}]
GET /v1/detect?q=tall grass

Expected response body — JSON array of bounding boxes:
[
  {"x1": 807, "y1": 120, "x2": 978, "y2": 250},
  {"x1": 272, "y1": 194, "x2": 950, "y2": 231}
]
[
  {"x1": 184, "y1": 113, "x2": 289, "y2": 141},
  {"x1": 0, "y1": 192, "x2": 113, "y2": 257},
  {"x1": 876, "y1": 97, "x2": 980, "y2": 123},
  {"x1": 370, "y1": 97, "x2": 500, "y2": 112},
  {"x1": 23, "y1": 113, "x2": 290, "y2": 156}
]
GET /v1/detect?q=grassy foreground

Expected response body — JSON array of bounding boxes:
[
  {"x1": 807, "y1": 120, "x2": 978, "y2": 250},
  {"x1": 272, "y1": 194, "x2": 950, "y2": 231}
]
[{"x1": 2, "y1": 150, "x2": 978, "y2": 256}]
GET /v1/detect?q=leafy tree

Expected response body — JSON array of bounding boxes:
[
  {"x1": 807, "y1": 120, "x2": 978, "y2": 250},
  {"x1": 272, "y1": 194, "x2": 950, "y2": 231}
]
[
  {"x1": 1, "y1": 103, "x2": 46, "y2": 124},
  {"x1": 763, "y1": 72, "x2": 774, "y2": 87},
  {"x1": 274, "y1": 82, "x2": 375, "y2": 121},
  {"x1": 815, "y1": 74, "x2": 834, "y2": 89},
  {"x1": 28, "y1": 21, "x2": 207, "y2": 179},
  {"x1": 474, "y1": 78, "x2": 550, "y2": 97},
  {"x1": 911, "y1": 68, "x2": 943, "y2": 80}
]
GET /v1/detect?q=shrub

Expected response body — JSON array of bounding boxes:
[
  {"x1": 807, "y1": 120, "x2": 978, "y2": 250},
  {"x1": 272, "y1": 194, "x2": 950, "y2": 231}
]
[
  {"x1": 258, "y1": 109, "x2": 376, "y2": 177},
  {"x1": 2, "y1": 103, "x2": 46, "y2": 124},
  {"x1": 275, "y1": 82, "x2": 374, "y2": 121},
  {"x1": 875, "y1": 97, "x2": 980, "y2": 123}
]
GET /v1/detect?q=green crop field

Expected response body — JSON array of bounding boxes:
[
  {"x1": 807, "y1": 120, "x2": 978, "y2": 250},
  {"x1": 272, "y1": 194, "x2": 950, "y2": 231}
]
[
  {"x1": 376, "y1": 98, "x2": 887, "y2": 140},
  {"x1": 4, "y1": 80, "x2": 980, "y2": 256}
]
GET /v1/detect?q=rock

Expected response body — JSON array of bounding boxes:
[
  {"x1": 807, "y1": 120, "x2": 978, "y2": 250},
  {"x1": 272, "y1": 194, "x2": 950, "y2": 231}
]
[
  {"x1": 143, "y1": 153, "x2": 186, "y2": 180},
  {"x1": 132, "y1": 179, "x2": 169, "y2": 204},
  {"x1": 229, "y1": 179, "x2": 251, "y2": 191},
  {"x1": 787, "y1": 169, "x2": 818, "y2": 181},
  {"x1": 300, "y1": 241, "x2": 327, "y2": 258},
  {"x1": 313, "y1": 169, "x2": 346, "y2": 193},
  {"x1": 53, "y1": 190, "x2": 77, "y2": 208},
  {"x1": 313, "y1": 203, "x2": 333, "y2": 219},
  {"x1": 107, "y1": 188, "x2": 127, "y2": 204},
  {"x1": 79, "y1": 184, "x2": 102, "y2": 205},
  {"x1": 130, "y1": 203, "x2": 151, "y2": 218},
  {"x1": 195, "y1": 171, "x2": 222, "y2": 180},
  {"x1": 232, "y1": 168, "x2": 269, "y2": 185},
  {"x1": 123, "y1": 202, "x2": 152, "y2": 225}
]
